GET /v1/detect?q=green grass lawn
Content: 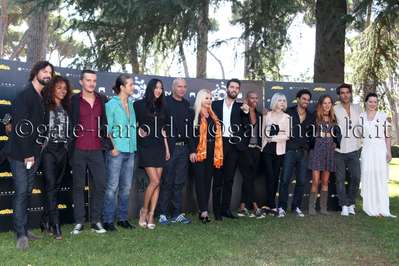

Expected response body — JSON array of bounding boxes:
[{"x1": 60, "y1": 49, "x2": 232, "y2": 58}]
[{"x1": 1, "y1": 159, "x2": 398, "y2": 265}]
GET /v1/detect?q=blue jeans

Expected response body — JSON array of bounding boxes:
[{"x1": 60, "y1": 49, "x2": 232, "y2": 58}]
[
  {"x1": 102, "y1": 152, "x2": 135, "y2": 223},
  {"x1": 158, "y1": 145, "x2": 189, "y2": 217},
  {"x1": 335, "y1": 151, "x2": 360, "y2": 207},
  {"x1": 8, "y1": 156, "x2": 41, "y2": 239},
  {"x1": 278, "y1": 150, "x2": 309, "y2": 211}
]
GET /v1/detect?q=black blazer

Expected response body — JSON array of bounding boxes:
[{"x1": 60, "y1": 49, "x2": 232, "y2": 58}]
[
  {"x1": 68, "y1": 92, "x2": 109, "y2": 159},
  {"x1": 4, "y1": 83, "x2": 48, "y2": 161},
  {"x1": 134, "y1": 99, "x2": 168, "y2": 150},
  {"x1": 165, "y1": 95, "x2": 191, "y2": 156},
  {"x1": 211, "y1": 99, "x2": 249, "y2": 151}
]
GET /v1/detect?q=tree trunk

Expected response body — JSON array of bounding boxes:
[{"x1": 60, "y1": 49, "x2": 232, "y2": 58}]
[
  {"x1": 314, "y1": 0, "x2": 346, "y2": 83},
  {"x1": 9, "y1": 29, "x2": 29, "y2": 60},
  {"x1": 196, "y1": 0, "x2": 209, "y2": 79},
  {"x1": 243, "y1": 0, "x2": 251, "y2": 79},
  {"x1": 0, "y1": 0, "x2": 8, "y2": 58},
  {"x1": 27, "y1": 2, "x2": 49, "y2": 62},
  {"x1": 130, "y1": 42, "x2": 140, "y2": 74},
  {"x1": 208, "y1": 49, "x2": 225, "y2": 79},
  {"x1": 179, "y1": 41, "x2": 189, "y2": 78}
]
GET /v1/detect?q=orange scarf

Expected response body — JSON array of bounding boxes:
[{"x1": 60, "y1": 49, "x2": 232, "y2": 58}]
[{"x1": 196, "y1": 108, "x2": 223, "y2": 168}]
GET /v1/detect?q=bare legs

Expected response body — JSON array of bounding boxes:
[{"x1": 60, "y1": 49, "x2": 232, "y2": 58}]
[
  {"x1": 311, "y1": 171, "x2": 330, "y2": 192},
  {"x1": 141, "y1": 167, "x2": 163, "y2": 225}
]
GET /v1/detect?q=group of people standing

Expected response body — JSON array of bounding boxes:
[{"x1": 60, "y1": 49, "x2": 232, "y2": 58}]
[{"x1": 5, "y1": 61, "x2": 395, "y2": 250}]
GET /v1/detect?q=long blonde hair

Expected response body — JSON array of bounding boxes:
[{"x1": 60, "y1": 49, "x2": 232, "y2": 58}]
[{"x1": 193, "y1": 89, "x2": 214, "y2": 126}]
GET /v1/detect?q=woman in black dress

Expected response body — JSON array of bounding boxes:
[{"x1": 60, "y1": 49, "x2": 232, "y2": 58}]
[
  {"x1": 134, "y1": 79, "x2": 170, "y2": 229},
  {"x1": 40, "y1": 76, "x2": 73, "y2": 239},
  {"x1": 189, "y1": 89, "x2": 223, "y2": 223}
]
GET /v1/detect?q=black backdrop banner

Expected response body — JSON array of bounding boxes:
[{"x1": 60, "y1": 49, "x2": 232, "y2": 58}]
[{"x1": 0, "y1": 59, "x2": 263, "y2": 232}]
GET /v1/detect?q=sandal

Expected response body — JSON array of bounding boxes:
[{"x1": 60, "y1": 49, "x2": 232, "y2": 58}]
[
  {"x1": 147, "y1": 212, "x2": 156, "y2": 229},
  {"x1": 139, "y1": 208, "x2": 147, "y2": 228}
]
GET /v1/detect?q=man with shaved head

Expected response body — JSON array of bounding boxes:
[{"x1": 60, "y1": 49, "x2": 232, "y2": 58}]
[{"x1": 158, "y1": 78, "x2": 192, "y2": 225}]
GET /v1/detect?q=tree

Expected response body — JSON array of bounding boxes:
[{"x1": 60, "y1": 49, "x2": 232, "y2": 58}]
[{"x1": 313, "y1": 0, "x2": 347, "y2": 83}]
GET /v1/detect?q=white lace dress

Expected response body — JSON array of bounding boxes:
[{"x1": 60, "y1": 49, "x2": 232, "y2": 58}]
[{"x1": 360, "y1": 111, "x2": 395, "y2": 217}]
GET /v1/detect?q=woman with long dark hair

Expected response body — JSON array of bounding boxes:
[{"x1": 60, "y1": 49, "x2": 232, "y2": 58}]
[
  {"x1": 189, "y1": 89, "x2": 223, "y2": 223},
  {"x1": 134, "y1": 79, "x2": 170, "y2": 229},
  {"x1": 308, "y1": 94, "x2": 340, "y2": 216},
  {"x1": 40, "y1": 76, "x2": 73, "y2": 239},
  {"x1": 102, "y1": 75, "x2": 137, "y2": 232}
]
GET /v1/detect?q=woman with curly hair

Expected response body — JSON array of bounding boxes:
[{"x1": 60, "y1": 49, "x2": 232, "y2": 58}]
[{"x1": 40, "y1": 76, "x2": 73, "y2": 239}]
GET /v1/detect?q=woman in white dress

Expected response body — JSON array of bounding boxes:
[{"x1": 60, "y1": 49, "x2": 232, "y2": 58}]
[{"x1": 359, "y1": 93, "x2": 395, "y2": 217}]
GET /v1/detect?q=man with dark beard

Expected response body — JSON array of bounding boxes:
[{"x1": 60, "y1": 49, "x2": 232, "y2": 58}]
[
  {"x1": 211, "y1": 78, "x2": 249, "y2": 221},
  {"x1": 4, "y1": 60, "x2": 54, "y2": 249}
]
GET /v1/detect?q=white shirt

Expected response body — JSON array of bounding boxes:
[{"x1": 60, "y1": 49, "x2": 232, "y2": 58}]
[
  {"x1": 334, "y1": 102, "x2": 363, "y2": 153},
  {"x1": 222, "y1": 100, "x2": 234, "y2": 137}
]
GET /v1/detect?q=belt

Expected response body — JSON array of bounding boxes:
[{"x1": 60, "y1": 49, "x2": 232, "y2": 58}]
[
  {"x1": 289, "y1": 148, "x2": 305, "y2": 153},
  {"x1": 207, "y1": 139, "x2": 215, "y2": 143},
  {"x1": 175, "y1": 141, "x2": 187, "y2": 146},
  {"x1": 248, "y1": 144, "x2": 260, "y2": 149}
]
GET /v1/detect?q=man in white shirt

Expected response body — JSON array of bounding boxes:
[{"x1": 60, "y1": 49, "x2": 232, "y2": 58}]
[{"x1": 333, "y1": 83, "x2": 363, "y2": 216}]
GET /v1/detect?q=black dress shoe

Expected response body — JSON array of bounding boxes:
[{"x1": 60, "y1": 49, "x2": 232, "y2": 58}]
[
  {"x1": 221, "y1": 210, "x2": 239, "y2": 220},
  {"x1": 117, "y1": 220, "x2": 136, "y2": 229},
  {"x1": 103, "y1": 222, "x2": 118, "y2": 232},
  {"x1": 214, "y1": 212, "x2": 223, "y2": 221}
]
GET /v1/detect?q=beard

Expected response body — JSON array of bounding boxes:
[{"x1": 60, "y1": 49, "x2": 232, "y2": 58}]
[
  {"x1": 227, "y1": 90, "x2": 237, "y2": 99},
  {"x1": 38, "y1": 77, "x2": 51, "y2": 86}
]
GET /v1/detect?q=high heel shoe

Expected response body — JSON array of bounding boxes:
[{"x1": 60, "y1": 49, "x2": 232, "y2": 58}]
[
  {"x1": 40, "y1": 220, "x2": 52, "y2": 235},
  {"x1": 138, "y1": 208, "x2": 147, "y2": 228},
  {"x1": 52, "y1": 224, "x2": 62, "y2": 240},
  {"x1": 147, "y1": 212, "x2": 156, "y2": 229}
]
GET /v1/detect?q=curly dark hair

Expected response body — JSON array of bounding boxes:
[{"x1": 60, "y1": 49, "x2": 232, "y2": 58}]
[
  {"x1": 43, "y1": 76, "x2": 73, "y2": 116},
  {"x1": 29, "y1": 60, "x2": 55, "y2": 82}
]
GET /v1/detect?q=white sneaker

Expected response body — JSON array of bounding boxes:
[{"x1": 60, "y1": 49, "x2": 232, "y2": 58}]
[
  {"x1": 348, "y1": 204, "x2": 356, "y2": 215},
  {"x1": 91, "y1": 222, "x2": 106, "y2": 233},
  {"x1": 71, "y1": 224, "x2": 84, "y2": 234},
  {"x1": 341, "y1": 206, "x2": 349, "y2": 216},
  {"x1": 292, "y1": 207, "x2": 305, "y2": 217},
  {"x1": 278, "y1": 207, "x2": 286, "y2": 218}
]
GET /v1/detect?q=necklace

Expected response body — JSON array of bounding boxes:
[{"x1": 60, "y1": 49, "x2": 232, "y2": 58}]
[
  {"x1": 323, "y1": 114, "x2": 329, "y2": 116},
  {"x1": 297, "y1": 108, "x2": 306, "y2": 119},
  {"x1": 273, "y1": 110, "x2": 283, "y2": 115}
]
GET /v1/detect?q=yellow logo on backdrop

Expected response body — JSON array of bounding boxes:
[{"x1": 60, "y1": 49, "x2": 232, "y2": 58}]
[
  {"x1": 314, "y1": 87, "x2": 326, "y2": 91},
  {"x1": 0, "y1": 209, "x2": 13, "y2": 214},
  {"x1": 292, "y1": 100, "x2": 297, "y2": 103},
  {"x1": 0, "y1": 64, "x2": 10, "y2": 70},
  {"x1": 0, "y1": 100, "x2": 11, "y2": 105},
  {"x1": 58, "y1": 204, "x2": 67, "y2": 209},
  {"x1": 0, "y1": 172, "x2": 12, "y2": 177},
  {"x1": 55, "y1": 71, "x2": 60, "y2": 76},
  {"x1": 0, "y1": 136, "x2": 9, "y2": 141},
  {"x1": 271, "y1": 86, "x2": 283, "y2": 90},
  {"x1": 335, "y1": 101, "x2": 340, "y2": 104},
  {"x1": 32, "y1": 189, "x2": 41, "y2": 194},
  {"x1": 73, "y1": 89, "x2": 81, "y2": 94},
  {"x1": 85, "y1": 186, "x2": 89, "y2": 190}
]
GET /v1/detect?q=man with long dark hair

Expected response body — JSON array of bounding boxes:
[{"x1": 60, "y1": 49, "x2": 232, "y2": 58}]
[{"x1": 4, "y1": 60, "x2": 54, "y2": 249}]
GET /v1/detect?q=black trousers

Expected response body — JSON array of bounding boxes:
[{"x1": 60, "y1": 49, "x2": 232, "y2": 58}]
[
  {"x1": 41, "y1": 142, "x2": 68, "y2": 225},
  {"x1": 238, "y1": 147, "x2": 260, "y2": 205},
  {"x1": 262, "y1": 152, "x2": 284, "y2": 209},
  {"x1": 213, "y1": 138, "x2": 242, "y2": 212},
  {"x1": 192, "y1": 141, "x2": 215, "y2": 212},
  {"x1": 70, "y1": 147, "x2": 106, "y2": 224}
]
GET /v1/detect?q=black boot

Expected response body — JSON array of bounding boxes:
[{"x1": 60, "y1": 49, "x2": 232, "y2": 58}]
[
  {"x1": 40, "y1": 220, "x2": 52, "y2": 235},
  {"x1": 52, "y1": 224, "x2": 63, "y2": 240}
]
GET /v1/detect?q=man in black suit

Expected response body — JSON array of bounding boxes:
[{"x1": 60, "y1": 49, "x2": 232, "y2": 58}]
[
  {"x1": 211, "y1": 78, "x2": 249, "y2": 220},
  {"x1": 4, "y1": 60, "x2": 54, "y2": 249},
  {"x1": 69, "y1": 70, "x2": 109, "y2": 234},
  {"x1": 158, "y1": 78, "x2": 192, "y2": 225}
]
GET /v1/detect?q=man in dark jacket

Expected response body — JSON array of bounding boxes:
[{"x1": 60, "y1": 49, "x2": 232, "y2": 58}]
[
  {"x1": 158, "y1": 78, "x2": 192, "y2": 225},
  {"x1": 4, "y1": 60, "x2": 54, "y2": 249},
  {"x1": 211, "y1": 78, "x2": 249, "y2": 221}
]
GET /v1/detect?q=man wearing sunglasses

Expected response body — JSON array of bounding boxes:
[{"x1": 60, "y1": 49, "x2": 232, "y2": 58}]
[{"x1": 333, "y1": 83, "x2": 363, "y2": 216}]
